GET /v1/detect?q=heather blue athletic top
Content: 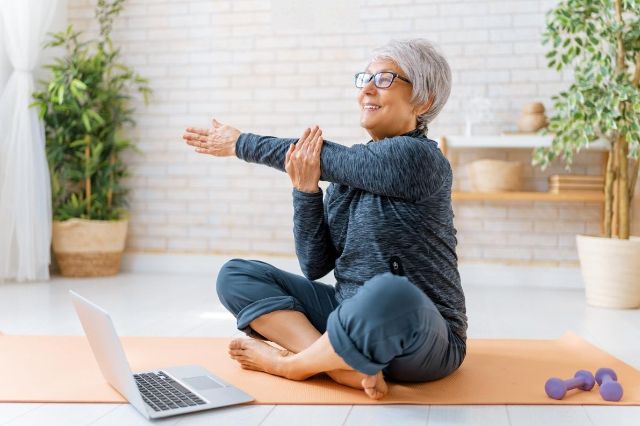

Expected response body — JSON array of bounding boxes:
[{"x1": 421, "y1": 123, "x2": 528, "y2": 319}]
[{"x1": 235, "y1": 128, "x2": 468, "y2": 341}]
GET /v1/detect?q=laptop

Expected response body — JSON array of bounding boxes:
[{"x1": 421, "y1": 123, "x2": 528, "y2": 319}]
[{"x1": 69, "y1": 290, "x2": 254, "y2": 420}]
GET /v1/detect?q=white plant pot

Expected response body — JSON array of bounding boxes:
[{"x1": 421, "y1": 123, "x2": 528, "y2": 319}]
[{"x1": 576, "y1": 234, "x2": 640, "y2": 308}]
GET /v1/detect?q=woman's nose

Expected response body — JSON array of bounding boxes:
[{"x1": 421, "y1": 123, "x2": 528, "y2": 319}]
[{"x1": 361, "y1": 78, "x2": 377, "y2": 94}]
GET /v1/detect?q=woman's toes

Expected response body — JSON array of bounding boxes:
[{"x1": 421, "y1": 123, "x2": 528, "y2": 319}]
[
  {"x1": 229, "y1": 338, "x2": 246, "y2": 350},
  {"x1": 366, "y1": 387, "x2": 385, "y2": 400},
  {"x1": 363, "y1": 386, "x2": 377, "y2": 399},
  {"x1": 361, "y1": 372, "x2": 388, "y2": 400},
  {"x1": 361, "y1": 374, "x2": 377, "y2": 389}
]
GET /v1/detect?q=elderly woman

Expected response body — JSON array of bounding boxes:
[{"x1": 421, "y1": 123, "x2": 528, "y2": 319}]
[{"x1": 182, "y1": 39, "x2": 467, "y2": 400}]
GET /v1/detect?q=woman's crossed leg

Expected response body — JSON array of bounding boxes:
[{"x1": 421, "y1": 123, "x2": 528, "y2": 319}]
[{"x1": 216, "y1": 259, "x2": 457, "y2": 399}]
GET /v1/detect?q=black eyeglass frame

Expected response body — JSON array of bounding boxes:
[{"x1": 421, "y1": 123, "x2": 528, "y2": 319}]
[{"x1": 354, "y1": 71, "x2": 412, "y2": 89}]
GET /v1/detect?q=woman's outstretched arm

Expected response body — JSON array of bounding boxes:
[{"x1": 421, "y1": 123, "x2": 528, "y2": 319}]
[
  {"x1": 183, "y1": 120, "x2": 449, "y2": 201},
  {"x1": 236, "y1": 131, "x2": 450, "y2": 202}
]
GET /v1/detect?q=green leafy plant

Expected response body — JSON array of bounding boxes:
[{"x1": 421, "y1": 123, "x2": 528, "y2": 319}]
[
  {"x1": 32, "y1": 0, "x2": 150, "y2": 221},
  {"x1": 534, "y1": 0, "x2": 640, "y2": 239}
]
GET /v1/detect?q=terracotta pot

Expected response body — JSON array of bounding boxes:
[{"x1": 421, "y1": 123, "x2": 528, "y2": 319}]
[
  {"x1": 52, "y1": 219, "x2": 128, "y2": 277},
  {"x1": 576, "y1": 235, "x2": 640, "y2": 308}
]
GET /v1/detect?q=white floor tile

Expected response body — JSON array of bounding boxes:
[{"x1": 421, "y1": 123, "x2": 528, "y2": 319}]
[
  {"x1": 584, "y1": 406, "x2": 640, "y2": 426},
  {"x1": 88, "y1": 404, "x2": 177, "y2": 426},
  {"x1": 0, "y1": 404, "x2": 43, "y2": 425},
  {"x1": 428, "y1": 405, "x2": 509, "y2": 426},
  {"x1": 3, "y1": 403, "x2": 117, "y2": 426},
  {"x1": 261, "y1": 405, "x2": 351, "y2": 426},
  {"x1": 507, "y1": 405, "x2": 592, "y2": 426},
  {"x1": 174, "y1": 404, "x2": 274, "y2": 426},
  {"x1": 345, "y1": 405, "x2": 428, "y2": 426}
]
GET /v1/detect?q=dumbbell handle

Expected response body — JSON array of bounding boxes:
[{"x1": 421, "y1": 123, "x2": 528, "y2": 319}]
[
  {"x1": 564, "y1": 377, "x2": 587, "y2": 389},
  {"x1": 601, "y1": 374, "x2": 614, "y2": 384}
]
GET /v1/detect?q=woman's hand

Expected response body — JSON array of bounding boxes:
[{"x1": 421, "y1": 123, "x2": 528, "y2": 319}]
[
  {"x1": 182, "y1": 119, "x2": 240, "y2": 157},
  {"x1": 285, "y1": 125, "x2": 324, "y2": 193}
]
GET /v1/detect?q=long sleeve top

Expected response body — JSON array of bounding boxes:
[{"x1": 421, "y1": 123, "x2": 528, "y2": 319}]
[{"x1": 235, "y1": 128, "x2": 468, "y2": 341}]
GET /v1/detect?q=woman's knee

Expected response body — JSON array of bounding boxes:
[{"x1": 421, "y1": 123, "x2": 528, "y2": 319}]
[
  {"x1": 216, "y1": 258, "x2": 246, "y2": 300},
  {"x1": 215, "y1": 258, "x2": 269, "y2": 308},
  {"x1": 333, "y1": 273, "x2": 436, "y2": 336},
  {"x1": 361, "y1": 272, "x2": 433, "y2": 313}
]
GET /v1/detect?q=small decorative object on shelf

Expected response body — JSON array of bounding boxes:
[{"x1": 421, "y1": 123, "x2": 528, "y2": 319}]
[
  {"x1": 463, "y1": 97, "x2": 493, "y2": 137},
  {"x1": 548, "y1": 175, "x2": 604, "y2": 194},
  {"x1": 517, "y1": 102, "x2": 548, "y2": 133},
  {"x1": 468, "y1": 159, "x2": 524, "y2": 192}
]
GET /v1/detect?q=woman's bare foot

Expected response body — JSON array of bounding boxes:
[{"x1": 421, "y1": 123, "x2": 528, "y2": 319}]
[
  {"x1": 361, "y1": 371, "x2": 388, "y2": 400},
  {"x1": 326, "y1": 369, "x2": 369, "y2": 389},
  {"x1": 228, "y1": 337, "x2": 292, "y2": 377}
]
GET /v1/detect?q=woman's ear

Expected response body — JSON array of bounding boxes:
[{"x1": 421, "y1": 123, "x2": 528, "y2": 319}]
[{"x1": 414, "y1": 95, "x2": 434, "y2": 116}]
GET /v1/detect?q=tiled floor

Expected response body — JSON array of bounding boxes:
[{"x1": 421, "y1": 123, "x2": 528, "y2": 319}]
[{"x1": 0, "y1": 259, "x2": 639, "y2": 425}]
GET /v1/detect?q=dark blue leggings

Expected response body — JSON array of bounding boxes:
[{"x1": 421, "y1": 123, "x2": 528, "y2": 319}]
[{"x1": 216, "y1": 258, "x2": 465, "y2": 381}]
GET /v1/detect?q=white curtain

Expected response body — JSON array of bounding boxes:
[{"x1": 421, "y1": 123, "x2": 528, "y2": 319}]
[
  {"x1": 0, "y1": 0, "x2": 58, "y2": 282},
  {"x1": 0, "y1": 16, "x2": 10, "y2": 93}
]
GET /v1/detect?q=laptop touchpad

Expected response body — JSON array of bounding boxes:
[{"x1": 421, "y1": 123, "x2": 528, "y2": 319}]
[{"x1": 182, "y1": 376, "x2": 223, "y2": 390}]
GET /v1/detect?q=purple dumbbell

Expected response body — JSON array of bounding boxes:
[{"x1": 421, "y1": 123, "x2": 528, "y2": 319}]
[
  {"x1": 545, "y1": 370, "x2": 595, "y2": 400},
  {"x1": 595, "y1": 368, "x2": 623, "y2": 401}
]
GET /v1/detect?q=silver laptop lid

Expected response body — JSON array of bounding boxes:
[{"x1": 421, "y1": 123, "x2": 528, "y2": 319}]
[{"x1": 69, "y1": 290, "x2": 149, "y2": 418}]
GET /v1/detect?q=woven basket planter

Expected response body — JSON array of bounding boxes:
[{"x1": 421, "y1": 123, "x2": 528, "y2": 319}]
[
  {"x1": 576, "y1": 235, "x2": 640, "y2": 309},
  {"x1": 468, "y1": 159, "x2": 524, "y2": 192},
  {"x1": 52, "y1": 219, "x2": 128, "y2": 277}
]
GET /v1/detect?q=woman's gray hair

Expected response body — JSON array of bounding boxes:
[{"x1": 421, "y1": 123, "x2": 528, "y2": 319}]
[{"x1": 369, "y1": 39, "x2": 452, "y2": 135}]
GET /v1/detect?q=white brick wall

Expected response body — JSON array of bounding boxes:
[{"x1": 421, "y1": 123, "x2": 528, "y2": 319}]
[{"x1": 66, "y1": 0, "x2": 640, "y2": 265}]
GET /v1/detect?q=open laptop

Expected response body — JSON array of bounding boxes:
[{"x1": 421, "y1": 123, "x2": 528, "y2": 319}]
[{"x1": 69, "y1": 290, "x2": 254, "y2": 420}]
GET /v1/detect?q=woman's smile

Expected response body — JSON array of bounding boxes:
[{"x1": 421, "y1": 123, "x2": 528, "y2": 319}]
[{"x1": 362, "y1": 105, "x2": 382, "y2": 113}]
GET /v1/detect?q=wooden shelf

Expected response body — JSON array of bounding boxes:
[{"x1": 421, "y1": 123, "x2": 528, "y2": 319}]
[
  {"x1": 452, "y1": 191, "x2": 604, "y2": 203},
  {"x1": 439, "y1": 134, "x2": 608, "y2": 205},
  {"x1": 437, "y1": 134, "x2": 608, "y2": 150}
]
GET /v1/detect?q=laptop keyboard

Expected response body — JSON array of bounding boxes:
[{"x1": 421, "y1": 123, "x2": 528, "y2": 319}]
[{"x1": 134, "y1": 371, "x2": 207, "y2": 412}]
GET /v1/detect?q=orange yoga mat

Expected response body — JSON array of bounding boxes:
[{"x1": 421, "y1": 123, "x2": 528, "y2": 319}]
[{"x1": 0, "y1": 331, "x2": 638, "y2": 405}]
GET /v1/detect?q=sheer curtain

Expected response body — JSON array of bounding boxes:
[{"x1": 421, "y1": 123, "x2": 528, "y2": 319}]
[
  {"x1": 0, "y1": 16, "x2": 10, "y2": 94},
  {"x1": 0, "y1": 0, "x2": 58, "y2": 282}
]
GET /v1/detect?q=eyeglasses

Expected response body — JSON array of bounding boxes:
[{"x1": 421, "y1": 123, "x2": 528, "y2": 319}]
[{"x1": 354, "y1": 71, "x2": 412, "y2": 89}]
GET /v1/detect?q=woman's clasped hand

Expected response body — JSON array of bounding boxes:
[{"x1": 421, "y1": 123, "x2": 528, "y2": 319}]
[{"x1": 285, "y1": 125, "x2": 324, "y2": 194}]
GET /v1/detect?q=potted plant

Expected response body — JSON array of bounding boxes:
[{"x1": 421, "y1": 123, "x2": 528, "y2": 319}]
[
  {"x1": 533, "y1": 0, "x2": 640, "y2": 308},
  {"x1": 32, "y1": 0, "x2": 150, "y2": 277}
]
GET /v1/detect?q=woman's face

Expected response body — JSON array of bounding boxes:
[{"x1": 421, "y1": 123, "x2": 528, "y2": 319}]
[{"x1": 357, "y1": 59, "x2": 427, "y2": 141}]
